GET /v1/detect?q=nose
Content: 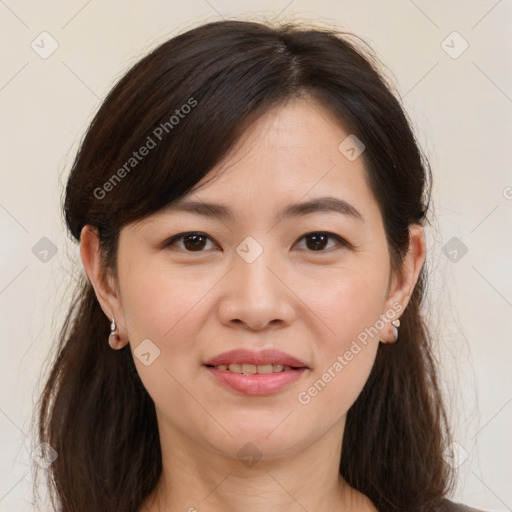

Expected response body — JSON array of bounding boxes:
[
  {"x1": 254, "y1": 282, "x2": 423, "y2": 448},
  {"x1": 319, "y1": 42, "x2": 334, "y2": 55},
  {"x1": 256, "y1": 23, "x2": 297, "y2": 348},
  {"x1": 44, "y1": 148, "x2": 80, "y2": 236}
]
[{"x1": 217, "y1": 248, "x2": 296, "y2": 331}]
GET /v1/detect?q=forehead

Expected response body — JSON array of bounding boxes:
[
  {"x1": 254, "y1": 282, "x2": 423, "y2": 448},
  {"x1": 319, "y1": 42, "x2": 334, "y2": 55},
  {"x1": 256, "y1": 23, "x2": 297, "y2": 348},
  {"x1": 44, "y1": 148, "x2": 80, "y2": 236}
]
[
  {"x1": 127, "y1": 96, "x2": 385, "y2": 239},
  {"x1": 175, "y1": 97, "x2": 380, "y2": 220}
]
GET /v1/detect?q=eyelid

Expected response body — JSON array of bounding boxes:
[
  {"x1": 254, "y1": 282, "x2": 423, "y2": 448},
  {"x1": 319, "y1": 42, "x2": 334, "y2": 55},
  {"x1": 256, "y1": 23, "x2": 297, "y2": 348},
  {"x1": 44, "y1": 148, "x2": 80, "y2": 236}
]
[
  {"x1": 297, "y1": 231, "x2": 352, "y2": 251},
  {"x1": 160, "y1": 231, "x2": 353, "y2": 252},
  {"x1": 158, "y1": 231, "x2": 217, "y2": 251}
]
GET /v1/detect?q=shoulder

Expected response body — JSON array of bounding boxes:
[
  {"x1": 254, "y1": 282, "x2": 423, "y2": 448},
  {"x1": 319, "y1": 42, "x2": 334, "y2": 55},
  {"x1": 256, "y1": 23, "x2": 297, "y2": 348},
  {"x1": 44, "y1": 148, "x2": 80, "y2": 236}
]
[{"x1": 437, "y1": 499, "x2": 487, "y2": 512}]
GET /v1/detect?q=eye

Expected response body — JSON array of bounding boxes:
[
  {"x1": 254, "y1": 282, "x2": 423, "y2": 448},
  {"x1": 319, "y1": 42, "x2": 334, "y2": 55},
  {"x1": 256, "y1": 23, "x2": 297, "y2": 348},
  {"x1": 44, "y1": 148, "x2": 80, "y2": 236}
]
[
  {"x1": 161, "y1": 231, "x2": 351, "y2": 253},
  {"x1": 163, "y1": 232, "x2": 217, "y2": 252},
  {"x1": 295, "y1": 232, "x2": 349, "y2": 252}
]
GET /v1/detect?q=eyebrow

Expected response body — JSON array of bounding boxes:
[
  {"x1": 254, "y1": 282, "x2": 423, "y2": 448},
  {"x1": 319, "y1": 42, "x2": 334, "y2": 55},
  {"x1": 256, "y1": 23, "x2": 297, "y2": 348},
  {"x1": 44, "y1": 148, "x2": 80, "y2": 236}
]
[{"x1": 163, "y1": 196, "x2": 364, "y2": 222}]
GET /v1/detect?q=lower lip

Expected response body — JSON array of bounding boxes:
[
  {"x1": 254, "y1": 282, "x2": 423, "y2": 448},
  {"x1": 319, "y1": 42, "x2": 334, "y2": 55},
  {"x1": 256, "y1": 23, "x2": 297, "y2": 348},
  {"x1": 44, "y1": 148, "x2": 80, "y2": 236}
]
[{"x1": 205, "y1": 366, "x2": 307, "y2": 395}]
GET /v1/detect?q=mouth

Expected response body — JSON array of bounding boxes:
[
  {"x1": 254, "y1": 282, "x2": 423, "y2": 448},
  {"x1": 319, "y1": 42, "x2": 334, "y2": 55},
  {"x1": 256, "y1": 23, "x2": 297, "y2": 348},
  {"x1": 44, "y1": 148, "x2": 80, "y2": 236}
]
[
  {"x1": 204, "y1": 363, "x2": 305, "y2": 374},
  {"x1": 203, "y1": 349, "x2": 309, "y2": 395},
  {"x1": 203, "y1": 348, "x2": 309, "y2": 370}
]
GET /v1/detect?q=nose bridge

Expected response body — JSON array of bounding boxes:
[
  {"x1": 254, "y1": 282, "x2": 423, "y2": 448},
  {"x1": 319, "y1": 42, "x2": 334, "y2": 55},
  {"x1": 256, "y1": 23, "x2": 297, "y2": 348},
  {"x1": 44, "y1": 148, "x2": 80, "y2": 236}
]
[
  {"x1": 218, "y1": 236, "x2": 295, "y2": 329},
  {"x1": 236, "y1": 243, "x2": 277, "y2": 294},
  {"x1": 235, "y1": 236, "x2": 281, "y2": 302}
]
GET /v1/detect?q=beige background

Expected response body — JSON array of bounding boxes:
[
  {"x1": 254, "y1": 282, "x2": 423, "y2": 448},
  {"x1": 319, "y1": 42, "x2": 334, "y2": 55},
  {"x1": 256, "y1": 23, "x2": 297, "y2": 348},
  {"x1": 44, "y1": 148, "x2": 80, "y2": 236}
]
[{"x1": 1, "y1": 1, "x2": 511, "y2": 510}]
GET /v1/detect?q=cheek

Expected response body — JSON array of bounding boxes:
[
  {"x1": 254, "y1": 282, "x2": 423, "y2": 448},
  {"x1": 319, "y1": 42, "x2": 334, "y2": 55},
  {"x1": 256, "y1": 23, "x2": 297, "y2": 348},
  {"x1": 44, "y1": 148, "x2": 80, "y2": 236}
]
[
  {"x1": 295, "y1": 266, "x2": 386, "y2": 411},
  {"x1": 304, "y1": 263, "x2": 389, "y2": 344},
  {"x1": 119, "y1": 260, "x2": 208, "y2": 344},
  {"x1": 120, "y1": 267, "x2": 205, "y2": 417},
  {"x1": 300, "y1": 344, "x2": 378, "y2": 425},
  {"x1": 297, "y1": 298, "x2": 380, "y2": 418}
]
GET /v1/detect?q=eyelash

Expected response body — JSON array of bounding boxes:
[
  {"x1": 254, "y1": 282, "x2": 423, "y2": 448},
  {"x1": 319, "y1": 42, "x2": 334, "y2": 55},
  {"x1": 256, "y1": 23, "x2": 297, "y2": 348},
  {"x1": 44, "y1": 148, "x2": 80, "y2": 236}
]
[{"x1": 162, "y1": 231, "x2": 351, "y2": 254}]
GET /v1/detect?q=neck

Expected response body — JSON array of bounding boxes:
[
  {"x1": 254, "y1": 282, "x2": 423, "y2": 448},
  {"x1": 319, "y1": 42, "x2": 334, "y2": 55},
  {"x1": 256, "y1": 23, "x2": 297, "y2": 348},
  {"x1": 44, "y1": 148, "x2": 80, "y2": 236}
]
[{"x1": 141, "y1": 416, "x2": 376, "y2": 512}]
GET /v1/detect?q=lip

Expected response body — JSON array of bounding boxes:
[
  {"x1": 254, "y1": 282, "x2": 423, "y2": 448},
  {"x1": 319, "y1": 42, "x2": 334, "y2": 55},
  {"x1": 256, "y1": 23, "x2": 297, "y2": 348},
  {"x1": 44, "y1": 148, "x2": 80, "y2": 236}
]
[
  {"x1": 203, "y1": 348, "x2": 309, "y2": 396},
  {"x1": 205, "y1": 366, "x2": 308, "y2": 395},
  {"x1": 203, "y1": 348, "x2": 309, "y2": 368}
]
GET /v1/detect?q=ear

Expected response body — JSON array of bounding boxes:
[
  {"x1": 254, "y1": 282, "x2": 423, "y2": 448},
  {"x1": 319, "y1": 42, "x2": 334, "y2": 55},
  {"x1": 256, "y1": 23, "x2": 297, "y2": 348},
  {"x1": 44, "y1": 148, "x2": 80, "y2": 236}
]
[
  {"x1": 379, "y1": 224, "x2": 426, "y2": 343},
  {"x1": 79, "y1": 225, "x2": 129, "y2": 348}
]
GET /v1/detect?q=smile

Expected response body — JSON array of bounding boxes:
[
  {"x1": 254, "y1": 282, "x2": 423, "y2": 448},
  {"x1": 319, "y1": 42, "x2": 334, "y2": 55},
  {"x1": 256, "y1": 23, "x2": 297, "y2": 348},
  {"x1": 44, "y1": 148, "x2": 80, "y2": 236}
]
[{"x1": 209, "y1": 363, "x2": 296, "y2": 374}]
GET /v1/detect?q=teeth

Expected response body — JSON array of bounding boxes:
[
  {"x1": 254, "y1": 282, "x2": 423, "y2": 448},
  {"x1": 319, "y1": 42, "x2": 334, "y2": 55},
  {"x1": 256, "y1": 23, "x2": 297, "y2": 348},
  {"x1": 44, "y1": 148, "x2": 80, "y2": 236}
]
[
  {"x1": 256, "y1": 364, "x2": 273, "y2": 374},
  {"x1": 243, "y1": 364, "x2": 257, "y2": 374},
  {"x1": 213, "y1": 363, "x2": 294, "y2": 374}
]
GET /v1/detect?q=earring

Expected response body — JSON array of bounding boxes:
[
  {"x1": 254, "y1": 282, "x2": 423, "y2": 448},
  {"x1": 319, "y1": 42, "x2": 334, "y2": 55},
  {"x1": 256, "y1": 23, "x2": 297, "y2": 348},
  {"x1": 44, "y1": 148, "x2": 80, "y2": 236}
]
[
  {"x1": 108, "y1": 316, "x2": 121, "y2": 350},
  {"x1": 391, "y1": 318, "x2": 400, "y2": 342}
]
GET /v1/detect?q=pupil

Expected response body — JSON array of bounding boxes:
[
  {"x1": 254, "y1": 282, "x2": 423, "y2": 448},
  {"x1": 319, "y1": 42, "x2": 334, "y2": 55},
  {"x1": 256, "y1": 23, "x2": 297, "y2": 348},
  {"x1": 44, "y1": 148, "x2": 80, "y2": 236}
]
[
  {"x1": 307, "y1": 234, "x2": 327, "y2": 251},
  {"x1": 184, "y1": 234, "x2": 205, "y2": 251}
]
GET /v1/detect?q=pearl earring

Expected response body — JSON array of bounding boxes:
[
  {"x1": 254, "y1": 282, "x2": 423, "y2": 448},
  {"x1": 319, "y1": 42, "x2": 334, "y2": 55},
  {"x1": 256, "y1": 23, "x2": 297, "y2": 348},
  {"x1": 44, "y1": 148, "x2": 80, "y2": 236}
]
[
  {"x1": 109, "y1": 316, "x2": 121, "y2": 350},
  {"x1": 391, "y1": 318, "x2": 401, "y2": 342}
]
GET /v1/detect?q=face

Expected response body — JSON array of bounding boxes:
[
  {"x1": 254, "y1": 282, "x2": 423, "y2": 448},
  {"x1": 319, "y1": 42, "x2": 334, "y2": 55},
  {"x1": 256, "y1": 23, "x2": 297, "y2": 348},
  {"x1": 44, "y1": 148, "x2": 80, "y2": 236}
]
[{"x1": 91, "y1": 97, "x2": 414, "y2": 463}]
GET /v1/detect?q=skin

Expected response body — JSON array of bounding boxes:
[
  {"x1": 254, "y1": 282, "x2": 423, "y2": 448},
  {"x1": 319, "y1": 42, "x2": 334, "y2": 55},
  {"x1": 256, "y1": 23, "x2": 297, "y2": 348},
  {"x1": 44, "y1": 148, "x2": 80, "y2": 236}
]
[{"x1": 81, "y1": 96, "x2": 426, "y2": 512}]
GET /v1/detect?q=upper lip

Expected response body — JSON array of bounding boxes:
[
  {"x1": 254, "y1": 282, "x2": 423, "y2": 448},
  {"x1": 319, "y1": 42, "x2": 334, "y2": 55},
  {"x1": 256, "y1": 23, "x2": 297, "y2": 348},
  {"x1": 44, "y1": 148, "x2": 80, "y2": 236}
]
[{"x1": 204, "y1": 349, "x2": 309, "y2": 368}]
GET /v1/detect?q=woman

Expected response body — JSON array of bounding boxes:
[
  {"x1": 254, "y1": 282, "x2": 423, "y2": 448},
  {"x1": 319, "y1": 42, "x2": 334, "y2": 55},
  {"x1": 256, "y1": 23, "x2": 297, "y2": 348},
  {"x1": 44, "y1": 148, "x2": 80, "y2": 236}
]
[{"x1": 35, "y1": 19, "x2": 483, "y2": 512}]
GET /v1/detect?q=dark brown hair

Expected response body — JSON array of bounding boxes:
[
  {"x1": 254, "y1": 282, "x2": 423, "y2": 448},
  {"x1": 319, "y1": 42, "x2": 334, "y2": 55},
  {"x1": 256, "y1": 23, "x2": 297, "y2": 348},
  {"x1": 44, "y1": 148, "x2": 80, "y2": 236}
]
[{"x1": 35, "y1": 19, "x2": 453, "y2": 512}]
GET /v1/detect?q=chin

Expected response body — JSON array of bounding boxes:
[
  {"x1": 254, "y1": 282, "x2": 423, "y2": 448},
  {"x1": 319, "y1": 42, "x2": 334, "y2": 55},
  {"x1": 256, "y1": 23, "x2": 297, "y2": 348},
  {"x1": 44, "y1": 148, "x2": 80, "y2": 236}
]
[{"x1": 203, "y1": 418, "x2": 312, "y2": 461}]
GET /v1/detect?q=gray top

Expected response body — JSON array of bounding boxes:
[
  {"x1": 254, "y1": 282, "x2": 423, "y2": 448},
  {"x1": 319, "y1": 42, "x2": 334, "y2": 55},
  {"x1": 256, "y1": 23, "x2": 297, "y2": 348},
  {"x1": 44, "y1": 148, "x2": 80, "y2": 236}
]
[{"x1": 440, "y1": 500, "x2": 485, "y2": 512}]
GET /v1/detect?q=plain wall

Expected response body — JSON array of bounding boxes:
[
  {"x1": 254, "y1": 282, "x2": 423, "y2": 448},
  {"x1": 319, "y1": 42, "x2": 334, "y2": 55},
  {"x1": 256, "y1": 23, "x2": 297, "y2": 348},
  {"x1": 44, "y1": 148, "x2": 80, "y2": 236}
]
[{"x1": 1, "y1": 1, "x2": 511, "y2": 510}]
